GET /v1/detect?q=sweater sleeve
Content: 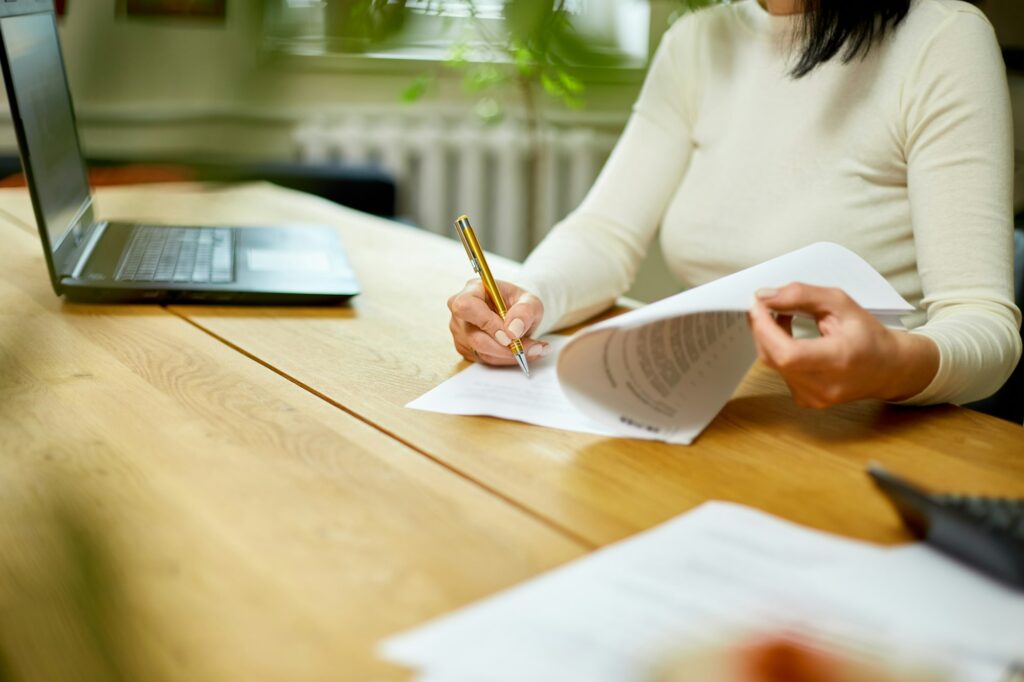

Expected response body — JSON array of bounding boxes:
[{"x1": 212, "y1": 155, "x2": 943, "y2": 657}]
[
  {"x1": 519, "y1": 17, "x2": 699, "y2": 337},
  {"x1": 898, "y1": 7, "x2": 1022, "y2": 405}
]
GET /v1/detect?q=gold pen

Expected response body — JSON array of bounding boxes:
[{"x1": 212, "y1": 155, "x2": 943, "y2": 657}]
[{"x1": 454, "y1": 214, "x2": 530, "y2": 378}]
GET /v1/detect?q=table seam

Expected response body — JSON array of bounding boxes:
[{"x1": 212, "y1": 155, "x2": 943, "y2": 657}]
[{"x1": 165, "y1": 306, "x2": 598, "y2": 552}]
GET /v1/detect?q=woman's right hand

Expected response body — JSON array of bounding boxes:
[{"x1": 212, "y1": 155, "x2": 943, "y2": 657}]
[{"x1": 447, "y1": 279, "x2": 550, "y2": 366}]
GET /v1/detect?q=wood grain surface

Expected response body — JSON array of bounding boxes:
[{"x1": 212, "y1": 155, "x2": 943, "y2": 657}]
[
  {"x1": 46, "y1": 182, "x2": 1018, "y2": 549},
  {"x1": 0, "y1": 186, "x2": 585, "y2": 682}
]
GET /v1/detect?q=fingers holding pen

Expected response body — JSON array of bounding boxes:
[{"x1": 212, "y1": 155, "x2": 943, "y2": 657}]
[
  {"x1": 447, "y1": 279, "x2": 549, "y2": 365},
  {"x1": 448, "y1": 280, "x2": 505, "y2": 334},
  {"x1": 468, "y1": 330, "x2": 549, "y2": 365},
  {"x1": 451, "y1": 319, "x2": 548, "y2": 365},
  {"x1": 504, "y1": 290, "x2": 543, "y2": 339}
]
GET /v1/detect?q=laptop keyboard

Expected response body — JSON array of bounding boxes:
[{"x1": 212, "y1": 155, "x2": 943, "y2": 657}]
[{"x1": 115, "y1": 226, "x2": 235, "y2": 283}]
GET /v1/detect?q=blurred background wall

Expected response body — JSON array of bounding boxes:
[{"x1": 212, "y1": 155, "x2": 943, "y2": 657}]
[
  {"x1": 0, "y1": 0, "x2": 1019, "y2": 303},
  {"x1": 0, "y1": 0, "x2": 649, "y2": 162}
]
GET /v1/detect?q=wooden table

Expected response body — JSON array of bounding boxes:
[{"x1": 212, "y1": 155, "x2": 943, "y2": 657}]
[{"x1": 1, "y1": 182, "x2": 1022, "y2": 681}]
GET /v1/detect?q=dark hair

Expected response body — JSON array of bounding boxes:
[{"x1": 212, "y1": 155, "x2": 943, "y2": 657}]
[{"x1": 791, "y1": 0, "x2": 911, "y2": 78}]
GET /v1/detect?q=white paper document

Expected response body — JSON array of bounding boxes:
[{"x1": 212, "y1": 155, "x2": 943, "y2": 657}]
[
  {"x1": 410, "y1": 242, "x2": 914, "y2": 444},
  {"x1": 380, "y1": 503, "x2": 1024, "y2": 682},
  {"x1": 407, "y1": 336, "x2": 625, "y2": 438}
]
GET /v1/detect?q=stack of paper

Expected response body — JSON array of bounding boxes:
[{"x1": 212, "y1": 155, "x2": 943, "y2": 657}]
[
  {"x1": 555, "y1": 242, "x2": 913, "y2": 443},
  {"x1": 380, "y1": 503, "x2": 1024, "y2": 682}
]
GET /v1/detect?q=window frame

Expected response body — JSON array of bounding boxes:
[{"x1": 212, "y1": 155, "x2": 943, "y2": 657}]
[{"x1": 261, "y1": 0, "x2": 652, "y2": 82}]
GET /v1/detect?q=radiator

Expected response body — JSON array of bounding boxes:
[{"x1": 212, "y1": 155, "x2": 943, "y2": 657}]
[{"x1": 294, "y1": 111, "x2": 621, "y2": 260}]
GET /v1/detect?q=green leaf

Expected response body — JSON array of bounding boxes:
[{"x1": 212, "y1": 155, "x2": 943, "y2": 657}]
[
  {"x1": 447, "y1": 41, "x2": 470, "y2": 66},
  {"x1": 512, "y1": 43, "x2": 532, "y2": 65},
  {"x1": 557, "y1": 70, "x2": 584, "y2": 94},
  {"x1": 401, "y1": 74, "x2": 434, "y2": 103},
  {"x1": 561, "y1": 94, "x2": 585, "y2": 110},
  {"x1": 540, "y1": 71, "x2": 562, "y2": 96},
  {"x1": 464, "y1": 64, "x2": 505, "y2": 93}
]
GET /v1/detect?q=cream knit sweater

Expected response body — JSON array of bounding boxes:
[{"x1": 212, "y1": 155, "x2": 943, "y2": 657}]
[{"x1": 520, "y1": 0, "x2": 1021, "y2": 405}]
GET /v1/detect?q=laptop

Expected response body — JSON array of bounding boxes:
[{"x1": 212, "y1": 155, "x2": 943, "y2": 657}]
[{"x1": 0, "y1": 0, "x2": 360, "y2": 304}]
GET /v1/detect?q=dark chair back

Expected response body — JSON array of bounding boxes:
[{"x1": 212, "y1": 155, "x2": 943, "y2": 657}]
[{"x1": 965, "y1": 222, "x2": 1024, "y2": 424}]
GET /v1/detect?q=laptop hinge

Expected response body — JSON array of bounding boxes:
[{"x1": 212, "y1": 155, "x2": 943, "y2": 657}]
[
  {"x1": 52, "y1": 196, "x2": 94, "y2": 253},
  {"x1": 69, "y1": 221, "x2": 108, "y2": 279}
]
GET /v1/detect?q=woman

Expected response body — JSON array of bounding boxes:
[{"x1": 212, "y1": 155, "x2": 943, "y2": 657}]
[{"x1": 447, "y1": 0, "x2": 1021, "y2": 408}]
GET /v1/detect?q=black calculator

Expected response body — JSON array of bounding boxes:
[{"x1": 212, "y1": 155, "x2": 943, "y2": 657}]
[{"x1": 868, "y1": 463, "x2": 1024, "y2": 589}]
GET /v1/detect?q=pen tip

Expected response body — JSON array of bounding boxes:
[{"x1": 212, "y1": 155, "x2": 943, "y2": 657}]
[{"x1": 515, "y1": 353, "x2": 530, "y2": 378}]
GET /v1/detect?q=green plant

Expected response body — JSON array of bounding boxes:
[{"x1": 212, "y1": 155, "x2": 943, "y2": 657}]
[
  {"x1": 399, "y1": 0, "x2": 725, "y2": 119},
  {"x1": 324, "y1": 0, "x2": 411, "y2": 51},
  {"x1": 400, "y1": 0, "x2": 625, "y2": 121},
  {"x1": 328, "y1": 0, "x2": 725, "y2": 240}
]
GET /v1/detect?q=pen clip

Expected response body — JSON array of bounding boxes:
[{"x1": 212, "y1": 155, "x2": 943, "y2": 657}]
[{"x1": 454, "y1": 215, "x2": 481, "y2": 274}]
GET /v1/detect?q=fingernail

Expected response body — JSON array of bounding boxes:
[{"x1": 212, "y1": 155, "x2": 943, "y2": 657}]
[
  {"x1": 755, "y1": 287, "x2": 779, "y2": 299},
  {"x1": 528, "y1": 345, "x2": 543, "y2": 358},
  {"x1": 508, "y1": 318, "x2": 526, "y2": 339},
  {"x1": 495, "y1": 330, "x2": 511, "y2": 346}
]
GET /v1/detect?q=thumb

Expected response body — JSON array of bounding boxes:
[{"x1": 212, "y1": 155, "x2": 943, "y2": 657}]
[{"x1": 756, "y1": 283, "x2": 848, "y2": 320}]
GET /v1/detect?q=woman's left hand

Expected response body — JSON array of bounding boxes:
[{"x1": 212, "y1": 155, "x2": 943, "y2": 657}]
[{"x1": 748, "y1": 283, "x2": 939, "y2": 408}]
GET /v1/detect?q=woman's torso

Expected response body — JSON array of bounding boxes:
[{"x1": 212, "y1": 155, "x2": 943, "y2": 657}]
[{"x1": 659, "y1": 0, "x2": 984, "y2": 330}]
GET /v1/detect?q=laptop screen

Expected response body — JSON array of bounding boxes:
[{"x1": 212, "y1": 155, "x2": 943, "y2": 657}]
[{"x1": 1, "y1": 12, "x2": 91, "y2": 253}]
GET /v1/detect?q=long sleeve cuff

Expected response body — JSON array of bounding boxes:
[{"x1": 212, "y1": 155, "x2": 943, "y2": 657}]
[{"x1": 894, "y1": 310, "x2": 1022, "y2": 406}]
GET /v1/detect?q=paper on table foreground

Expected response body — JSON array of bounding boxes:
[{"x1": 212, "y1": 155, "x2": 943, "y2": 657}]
[
  {"x1": 410, "y1": 242, "x2": 913, "y2": 444},
  {"x1": 380, "y1": 502, "x2": 1024, "y2": 682}
]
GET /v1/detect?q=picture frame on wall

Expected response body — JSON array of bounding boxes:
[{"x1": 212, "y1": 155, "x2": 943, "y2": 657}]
[{"x1": 116, "y1": 0, "x2": 227, "y2": 20}]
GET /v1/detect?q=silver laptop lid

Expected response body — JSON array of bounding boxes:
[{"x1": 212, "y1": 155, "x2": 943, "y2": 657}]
[{"x1": 0, "y1": 0, "x2": 95, "y2": 290}]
